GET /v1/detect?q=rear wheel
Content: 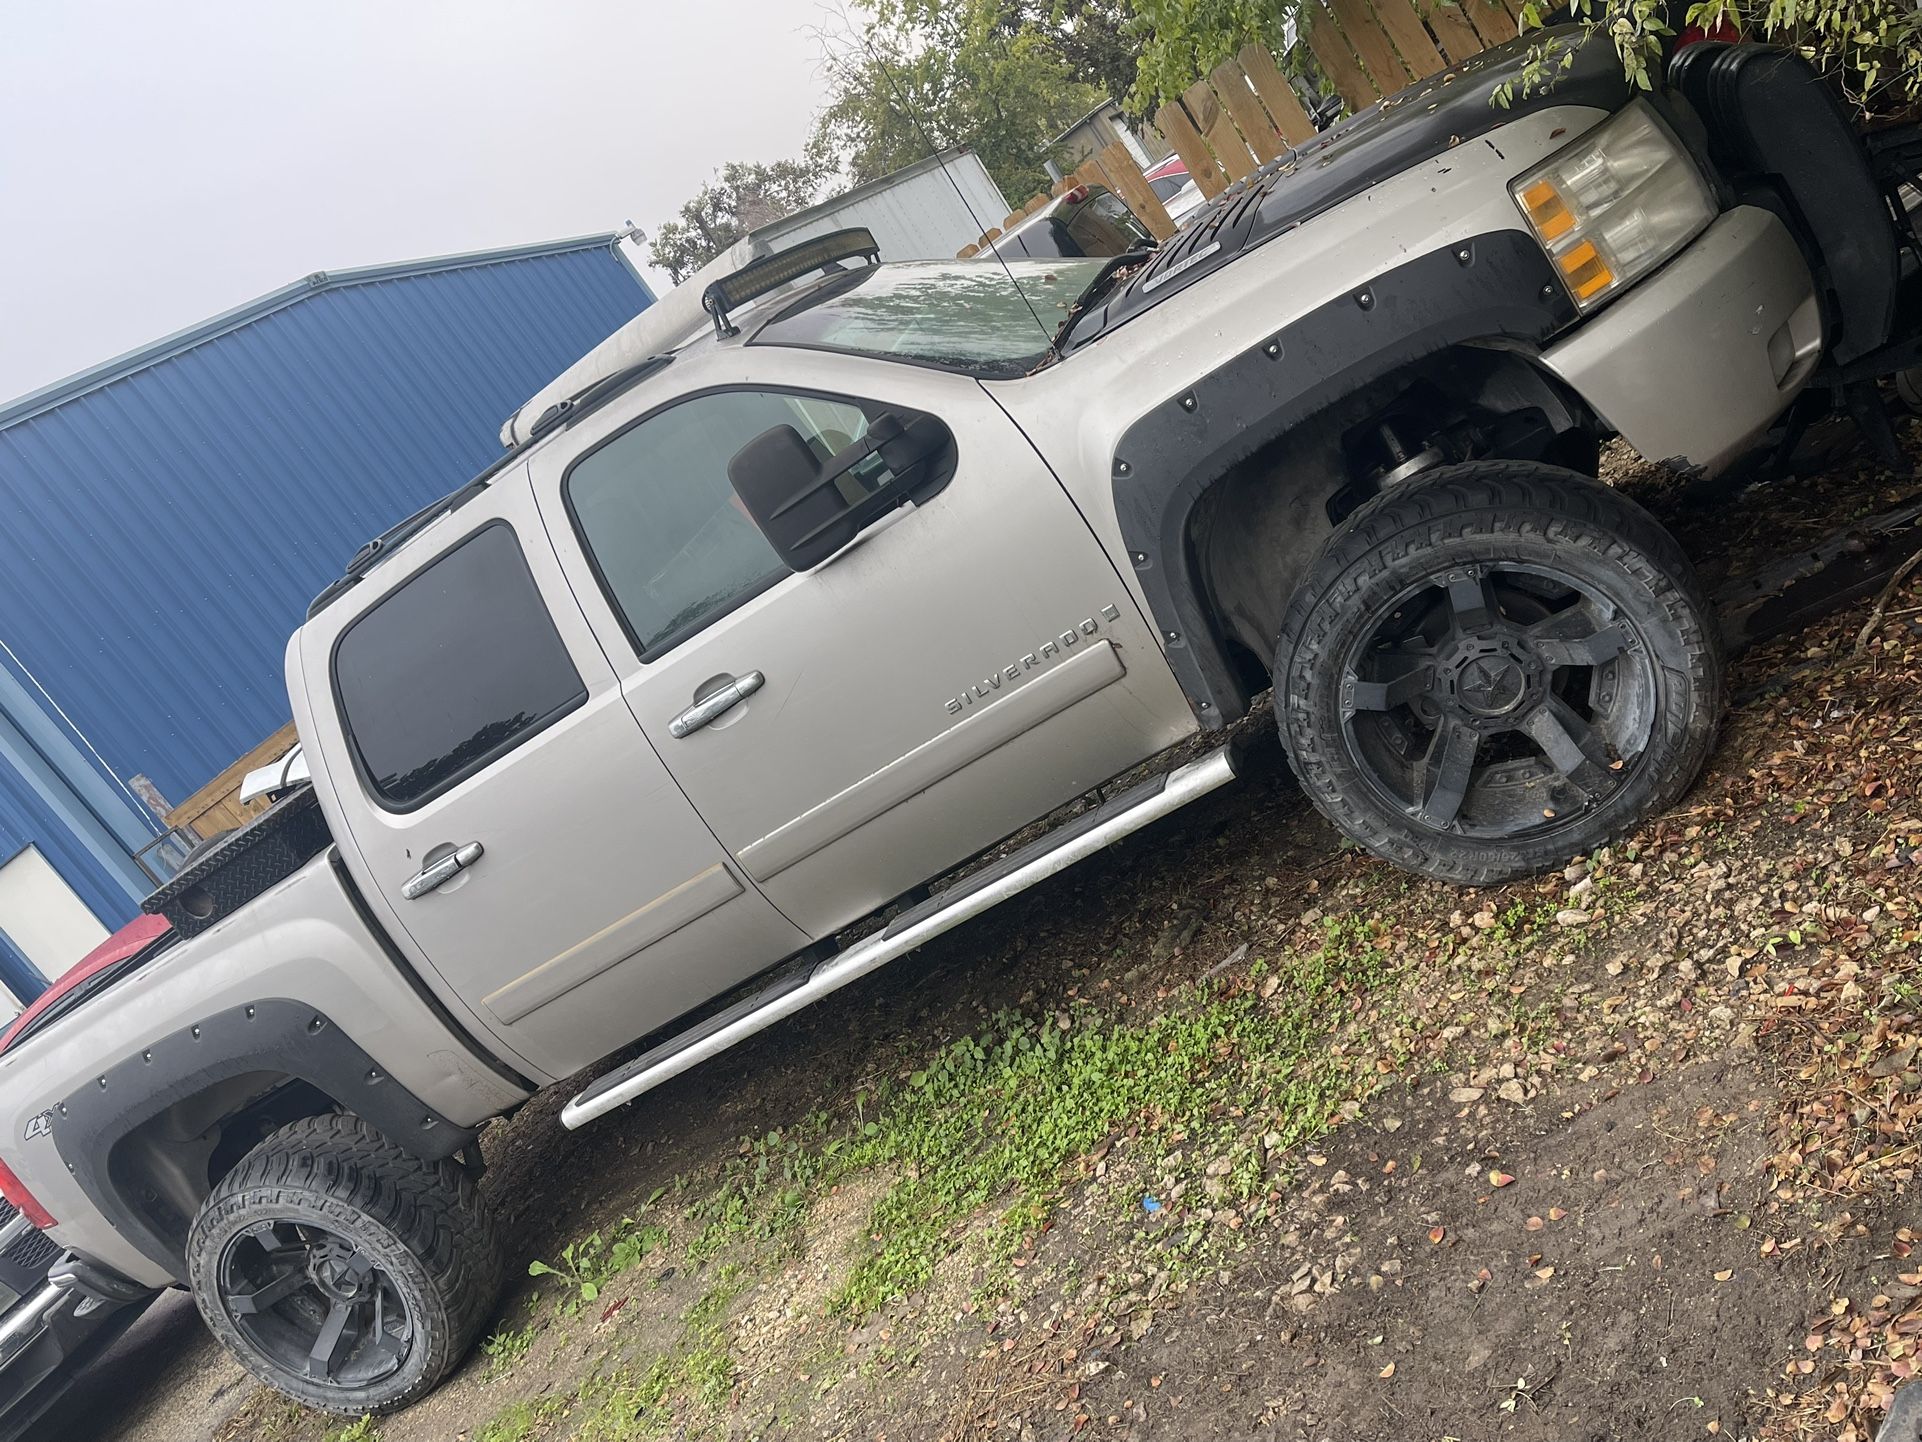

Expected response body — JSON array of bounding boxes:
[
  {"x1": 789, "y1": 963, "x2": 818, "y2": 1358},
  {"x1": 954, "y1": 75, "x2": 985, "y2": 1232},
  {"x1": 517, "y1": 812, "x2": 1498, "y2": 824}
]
[
  {"x1": 185, "y1": 1114, "x2": 500, "y2": 1415},
  {"x1": 1276, "y1": 460, "x2": 1721, "y2": 884}
]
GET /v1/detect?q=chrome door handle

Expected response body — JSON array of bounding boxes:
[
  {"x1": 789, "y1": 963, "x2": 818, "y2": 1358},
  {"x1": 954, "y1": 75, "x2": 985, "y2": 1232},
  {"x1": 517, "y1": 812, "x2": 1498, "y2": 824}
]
[
  {"x1": 402, "y1": 841, "x2": 484, "y2": 899},
  {"x1": 669, "y1": 671, "x2": 764, "y2": 738}
]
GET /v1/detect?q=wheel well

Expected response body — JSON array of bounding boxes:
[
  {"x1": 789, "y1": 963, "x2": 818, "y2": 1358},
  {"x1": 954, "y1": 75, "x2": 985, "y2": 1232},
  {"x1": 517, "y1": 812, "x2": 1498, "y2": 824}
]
[
  {"x1": 1193, "y1": 346, "x2": 1599, "y2": 686},
  {"x1": 105, "y1": 1075, "x2": 343, "y2": 1269}
]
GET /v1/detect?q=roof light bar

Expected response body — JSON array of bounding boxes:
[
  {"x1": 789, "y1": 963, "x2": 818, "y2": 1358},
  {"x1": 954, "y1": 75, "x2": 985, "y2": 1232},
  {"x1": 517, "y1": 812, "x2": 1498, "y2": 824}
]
[{"x1": 702, "y1": 227, "x2": 882, "y2": 337}]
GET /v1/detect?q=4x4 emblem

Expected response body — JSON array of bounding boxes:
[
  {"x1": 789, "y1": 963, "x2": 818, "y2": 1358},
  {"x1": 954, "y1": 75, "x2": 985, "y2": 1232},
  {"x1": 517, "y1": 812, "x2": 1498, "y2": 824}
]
[{"x1": 24, "y1": 1110, "x2": 52, "y2": 1141}]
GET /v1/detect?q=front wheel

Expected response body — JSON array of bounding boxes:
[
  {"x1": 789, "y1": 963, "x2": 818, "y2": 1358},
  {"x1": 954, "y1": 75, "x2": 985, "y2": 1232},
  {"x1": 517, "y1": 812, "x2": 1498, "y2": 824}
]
[
  {"x1": 185, "y1": 1114, "x2": 501, "y2": 1415},
  {"x1": 1276, "y1": 460, "x2": 1722, "y2": 885}
]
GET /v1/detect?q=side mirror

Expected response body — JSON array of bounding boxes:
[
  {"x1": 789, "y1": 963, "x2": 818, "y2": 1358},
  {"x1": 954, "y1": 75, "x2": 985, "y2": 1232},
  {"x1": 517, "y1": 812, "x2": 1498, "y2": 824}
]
[{"x1": 727, "y1": 410, "x2": 954, "y2": 571}]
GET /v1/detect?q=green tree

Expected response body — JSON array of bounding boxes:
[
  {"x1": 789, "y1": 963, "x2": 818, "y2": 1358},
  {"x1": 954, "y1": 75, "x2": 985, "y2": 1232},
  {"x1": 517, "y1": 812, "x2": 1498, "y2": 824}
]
[
  {"x1": 1123, "y1": 0, "x2": 1296, "y2": 111},
  {"x1": 1519, "y1": 0, "x2": 1922, "y2": 113},
  {"x1": 812, "y1": 1, "x2": 1105, "y2": 203},
  {"x1": 648, "y1": 158, "x2": 828, "y2": 285}
]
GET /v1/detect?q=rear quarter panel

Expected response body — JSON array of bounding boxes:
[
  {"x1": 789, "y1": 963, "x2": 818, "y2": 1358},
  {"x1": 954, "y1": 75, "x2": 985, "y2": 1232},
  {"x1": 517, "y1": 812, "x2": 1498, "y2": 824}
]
[{"x1": 0, "y1": 854, "x2": 527, "y2": 1288}]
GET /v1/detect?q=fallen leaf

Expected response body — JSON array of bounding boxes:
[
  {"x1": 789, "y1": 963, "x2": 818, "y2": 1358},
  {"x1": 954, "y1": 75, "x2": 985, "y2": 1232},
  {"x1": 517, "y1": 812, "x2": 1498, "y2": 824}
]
[
  {"x1": 1429, "y1": 1226, "x2": 1446, "y2": 1244},
  {"x1": 1489, "y1": 1171, "x2": 1515, "y2": 1188},
  {"x1": 1525, "y1": 1216, "x2": 1544, "y2": 1231},
  {"x1": 1379, "y1": 1362, "x2": 1396, "y2": 1379},
  {"x1": 1714, "y1": 1269, "x2": 1734, "y2": 1282},
  {"x1": 1548, "y1": 1207, "x2": 1568, "y2": 1222}
]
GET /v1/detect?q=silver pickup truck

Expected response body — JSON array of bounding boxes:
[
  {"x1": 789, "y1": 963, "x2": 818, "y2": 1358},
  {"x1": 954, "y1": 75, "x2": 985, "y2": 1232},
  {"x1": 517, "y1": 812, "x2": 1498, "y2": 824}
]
[{"x1": 2, "y1": 32, "x2": 1917, "y2": 1421}]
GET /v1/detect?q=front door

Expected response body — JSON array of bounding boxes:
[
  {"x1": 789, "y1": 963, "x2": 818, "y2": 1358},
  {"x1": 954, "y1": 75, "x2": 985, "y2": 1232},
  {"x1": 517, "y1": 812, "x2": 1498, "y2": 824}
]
[
  {"x1": 297, "y1": 475, "x2": 809, "y2": 1083},
  {"x1": 532, "y1": 350, "x2": 1195, "y2": 938}
]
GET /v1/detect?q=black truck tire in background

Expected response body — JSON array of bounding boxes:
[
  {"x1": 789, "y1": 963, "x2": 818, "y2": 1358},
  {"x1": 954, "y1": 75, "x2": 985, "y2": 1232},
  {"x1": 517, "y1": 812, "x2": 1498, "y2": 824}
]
[
  {"x1": 184, "y1": 1114, "x2": 501, "y2": 1415},
  {"x1": 1276, "y1": 461, "x2": 1723, "y2": 885}
]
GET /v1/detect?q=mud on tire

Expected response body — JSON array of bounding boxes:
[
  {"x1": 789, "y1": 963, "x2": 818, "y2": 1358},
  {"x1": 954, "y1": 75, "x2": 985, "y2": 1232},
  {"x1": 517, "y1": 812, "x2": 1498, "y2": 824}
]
[
  {"x1": 185, "y1": 1113, "x2": 501, "y2": 1416},
  {"x1": 1275, "y1": 460, "x2": 1722, "y2": 885}
]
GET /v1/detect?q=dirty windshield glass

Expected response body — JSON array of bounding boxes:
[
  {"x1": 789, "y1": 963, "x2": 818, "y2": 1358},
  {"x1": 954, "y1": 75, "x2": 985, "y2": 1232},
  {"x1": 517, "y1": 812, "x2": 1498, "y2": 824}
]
[{"x1": 753, "y1": 260, "x2": 1108, "y2": 376}]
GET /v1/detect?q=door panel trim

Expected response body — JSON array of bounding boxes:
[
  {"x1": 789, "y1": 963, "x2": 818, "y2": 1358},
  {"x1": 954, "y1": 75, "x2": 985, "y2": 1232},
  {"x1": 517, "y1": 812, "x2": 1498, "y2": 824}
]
[
  {"x1": 483, "y1": 863, "x2": 745, "y2": 1024},
  {"x1": 737, "y1": 638, "x2": 1128, "y2": 883}
]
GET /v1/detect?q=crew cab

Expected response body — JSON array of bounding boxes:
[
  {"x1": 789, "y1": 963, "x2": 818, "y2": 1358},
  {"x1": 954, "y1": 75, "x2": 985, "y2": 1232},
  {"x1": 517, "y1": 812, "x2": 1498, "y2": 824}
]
[{"x1": 0, "y1": 31, "x2": 1916, "y2": 1420}]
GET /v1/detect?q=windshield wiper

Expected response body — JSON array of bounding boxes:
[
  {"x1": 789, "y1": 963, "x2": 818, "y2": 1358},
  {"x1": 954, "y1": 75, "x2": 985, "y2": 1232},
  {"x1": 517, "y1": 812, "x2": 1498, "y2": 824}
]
[{"x1": 1053, "y1": 250, "x2": 1153, "y2": 355}]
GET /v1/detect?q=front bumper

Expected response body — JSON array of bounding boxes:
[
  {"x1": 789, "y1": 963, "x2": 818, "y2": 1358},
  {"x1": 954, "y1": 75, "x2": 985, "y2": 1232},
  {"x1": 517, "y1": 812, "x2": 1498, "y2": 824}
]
[{"x1": 1540, "y1": 205, "x2": 1823, "y2": 476}]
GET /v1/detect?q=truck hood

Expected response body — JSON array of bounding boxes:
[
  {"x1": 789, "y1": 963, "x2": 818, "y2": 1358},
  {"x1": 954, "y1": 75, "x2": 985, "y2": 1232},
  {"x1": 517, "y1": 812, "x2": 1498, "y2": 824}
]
[
  {"x1": 1063, "y1": 28, "x2": 1631, "y2": 347},
  {"x1": 0, "y1": 914, "x2": 173, "y2": 1056}
]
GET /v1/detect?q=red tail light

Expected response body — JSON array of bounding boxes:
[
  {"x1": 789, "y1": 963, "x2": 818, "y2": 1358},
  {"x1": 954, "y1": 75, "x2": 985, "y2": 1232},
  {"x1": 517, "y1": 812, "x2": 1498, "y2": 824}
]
[
  {"x1": 1063, "y1": 185, "x2": 1088, "y2": 205},
  {"x1": 0, "y1": 1157, "x2": 54, "y2": 1229}
]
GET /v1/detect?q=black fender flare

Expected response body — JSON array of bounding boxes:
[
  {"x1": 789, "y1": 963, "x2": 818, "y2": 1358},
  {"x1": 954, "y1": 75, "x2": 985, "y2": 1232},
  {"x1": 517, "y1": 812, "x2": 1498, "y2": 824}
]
[
  {"x1": 51, "y1": 999, "x2": 475, "y2": 1281},
  {"x1": 1111, "y1": 230, "x2": 1578, "y2": 727}
]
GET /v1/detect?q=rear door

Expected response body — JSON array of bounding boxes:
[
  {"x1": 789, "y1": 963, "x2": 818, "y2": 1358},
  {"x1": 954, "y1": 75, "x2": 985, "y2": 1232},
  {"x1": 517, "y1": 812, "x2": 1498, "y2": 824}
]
[
  {"x1": 530, "y1": 347, "x2": 1196, "y2": 939},
  {"x1": 298, "y1": 472, "x2": 809, "y2": 1083}
]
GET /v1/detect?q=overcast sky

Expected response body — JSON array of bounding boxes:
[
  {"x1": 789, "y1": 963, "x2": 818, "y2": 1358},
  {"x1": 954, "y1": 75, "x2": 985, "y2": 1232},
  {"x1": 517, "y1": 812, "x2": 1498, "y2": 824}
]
[{"x1": 0, "y1": 1, "x2": 836, "y2": 402}]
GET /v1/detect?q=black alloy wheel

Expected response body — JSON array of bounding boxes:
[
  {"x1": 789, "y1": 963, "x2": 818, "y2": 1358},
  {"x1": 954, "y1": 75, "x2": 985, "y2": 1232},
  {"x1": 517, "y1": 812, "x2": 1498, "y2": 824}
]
[
  {"x1": 1340, "y1": 560, "x2": 1652, "y2": 839},
  {"x1": 1277, "y1": 460, "x2": 1722, "y2": 884},
  {"x1": 217, "y1": 1218, "x2": 414, "y2": 1389},
  {"x1": 187, "y1": 1113, "x2": 500, "y2": 1414}
]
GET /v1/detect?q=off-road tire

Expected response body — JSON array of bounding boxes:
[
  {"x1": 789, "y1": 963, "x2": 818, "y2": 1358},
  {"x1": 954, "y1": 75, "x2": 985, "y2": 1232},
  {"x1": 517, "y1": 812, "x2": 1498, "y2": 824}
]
[
  {"x1": 185, "y1": 1113, "x2": 501, "y2": 1415},
  {"x1": 1275, "y1": 460, "x2": 1722, "y2": 884}
]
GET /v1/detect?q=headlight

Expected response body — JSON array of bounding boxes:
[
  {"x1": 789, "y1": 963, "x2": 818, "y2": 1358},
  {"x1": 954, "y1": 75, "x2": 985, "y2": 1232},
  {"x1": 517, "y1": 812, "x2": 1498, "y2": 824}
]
[{"x1": 1511, "y1": 101, "x2": 1716, "y2": 312}]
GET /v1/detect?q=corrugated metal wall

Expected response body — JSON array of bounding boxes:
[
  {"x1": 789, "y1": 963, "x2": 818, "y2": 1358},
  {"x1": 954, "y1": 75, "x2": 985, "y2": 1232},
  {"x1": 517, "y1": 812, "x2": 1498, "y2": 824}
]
[
  {"x1": 760, "y1": 151, "x2": 1012, "y2": 261},
  {"x1": 0, "y1": 240, "x2": 652, "y2": 827}
]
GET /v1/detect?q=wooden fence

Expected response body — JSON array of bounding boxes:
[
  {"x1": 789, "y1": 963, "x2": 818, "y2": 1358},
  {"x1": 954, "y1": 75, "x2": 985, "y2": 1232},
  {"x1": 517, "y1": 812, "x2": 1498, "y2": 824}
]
[{"x1": 961, "y1": 0, "x2": 1530, "y2": 253}]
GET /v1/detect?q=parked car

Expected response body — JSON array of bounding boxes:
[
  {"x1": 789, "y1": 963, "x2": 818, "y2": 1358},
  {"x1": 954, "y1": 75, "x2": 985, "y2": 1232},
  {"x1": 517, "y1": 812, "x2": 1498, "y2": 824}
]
[
  {"x1": 988, "y1": 183, "x2": 1154, "y2": 258},
  {"x1": 0, "y1": 921, "x2": 161, "y2": 1441},
  {"x1": 1, "y1": 31, "x2": 1916, "y2": 1423},
  {"x1": 1143, "y1": 154, "x2": 1207, "y2": 227}
]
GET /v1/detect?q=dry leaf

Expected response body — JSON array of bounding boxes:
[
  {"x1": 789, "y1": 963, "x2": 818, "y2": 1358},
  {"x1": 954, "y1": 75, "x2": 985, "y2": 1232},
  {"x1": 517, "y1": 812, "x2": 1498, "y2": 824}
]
[
  {"x1": 1489, "y1": 1170, "x2": 1515, "y2": 1188},
  {"x1": 1379, "y1": 1362, "x2": 1396, "y2": 1379}
]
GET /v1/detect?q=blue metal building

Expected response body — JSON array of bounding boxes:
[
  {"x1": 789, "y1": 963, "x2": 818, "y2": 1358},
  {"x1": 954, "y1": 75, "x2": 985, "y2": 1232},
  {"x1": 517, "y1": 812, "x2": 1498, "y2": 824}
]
[{"x1": 0, "y1": 234, "x2": 654, "y2": 999}]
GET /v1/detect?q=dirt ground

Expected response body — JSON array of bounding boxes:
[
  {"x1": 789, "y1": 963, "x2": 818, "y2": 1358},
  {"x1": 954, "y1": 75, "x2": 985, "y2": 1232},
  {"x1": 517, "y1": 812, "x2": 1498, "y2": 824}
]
[{"x1": 42, "y1": 420, "x2": 1922, "y2": 1442}]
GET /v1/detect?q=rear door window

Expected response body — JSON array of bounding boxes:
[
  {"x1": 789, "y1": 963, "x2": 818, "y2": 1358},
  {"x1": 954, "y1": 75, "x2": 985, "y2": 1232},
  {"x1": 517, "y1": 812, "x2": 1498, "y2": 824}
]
[{"x1": 333, "y1": 523, "x2": 587, "y2": 810}]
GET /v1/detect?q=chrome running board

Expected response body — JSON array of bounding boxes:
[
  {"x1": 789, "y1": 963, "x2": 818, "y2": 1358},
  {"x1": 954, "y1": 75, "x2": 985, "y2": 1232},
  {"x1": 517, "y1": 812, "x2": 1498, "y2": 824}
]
[{"x1": 561, "y1": 746, "x2": 1237, "y2": 1129}]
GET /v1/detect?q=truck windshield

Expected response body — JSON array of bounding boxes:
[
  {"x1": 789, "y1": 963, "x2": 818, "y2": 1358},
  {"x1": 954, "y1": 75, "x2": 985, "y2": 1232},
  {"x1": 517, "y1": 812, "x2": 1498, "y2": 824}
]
[{"x1": 753, "y1": 259, "x2": 1109, "y2": 376}]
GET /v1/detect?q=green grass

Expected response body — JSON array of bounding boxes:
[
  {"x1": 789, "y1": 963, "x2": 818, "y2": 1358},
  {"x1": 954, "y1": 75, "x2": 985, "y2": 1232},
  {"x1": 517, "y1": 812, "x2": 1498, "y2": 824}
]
[
  {"x1": 325, "y1": 1419, "x2": 379, "y2": 1442},
  {"x1": 480, "y1": 1316, "x2": 537, "y2": 1377},
  {"x1": 825, "y1": 956, "x2": 1374, "y2": 1316},
  {"x1": 484, "y1": 914, "x2": 1409, "y2": 1438},
  {"x1": 528, "y1": 1210, "x2": 669, "y2": 1315}
]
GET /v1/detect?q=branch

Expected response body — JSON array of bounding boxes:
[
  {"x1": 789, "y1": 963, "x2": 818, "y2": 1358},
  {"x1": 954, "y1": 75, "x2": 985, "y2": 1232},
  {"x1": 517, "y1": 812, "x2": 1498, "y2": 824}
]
[{"x1": 1851, "y1": 546, "x2": 1922, "y2": 657}]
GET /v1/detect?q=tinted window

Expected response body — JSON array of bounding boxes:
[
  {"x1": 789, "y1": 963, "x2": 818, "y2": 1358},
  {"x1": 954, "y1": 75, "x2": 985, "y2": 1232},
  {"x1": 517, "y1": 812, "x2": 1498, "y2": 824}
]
[
  {"x1": 1149, "y1": 174, "x2": 1188, "y2": 203},
  {"x1": 996, "y1": 218, "x2": 1081, "y2": 259},
  {"x1": 568, "y1": 391, "x2": 887, "y2": 656},
  {"x1": 335, "y1": 524, "x2": 586, "y2": 809}
]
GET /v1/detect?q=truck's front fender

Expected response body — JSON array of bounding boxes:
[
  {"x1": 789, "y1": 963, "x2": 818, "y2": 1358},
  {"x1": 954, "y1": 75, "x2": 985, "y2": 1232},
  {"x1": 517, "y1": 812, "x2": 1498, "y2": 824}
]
[{"x1": 1109, "y1": 230, "x2": 1576, "y2": 725}]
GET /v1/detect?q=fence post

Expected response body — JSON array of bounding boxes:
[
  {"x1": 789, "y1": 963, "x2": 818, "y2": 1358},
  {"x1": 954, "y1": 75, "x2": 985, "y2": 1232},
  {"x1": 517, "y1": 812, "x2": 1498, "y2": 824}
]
[
  {"x1": 1236, "y1": 43, "x2": 1318, "y2": 144},
  {"x1": 1304, "y1": 3, "x2": 1382, "y2": 111},
  {"x1": 1208, "y1": 58, "x2": 1286, "y2": 165},
  {"x1": 1368, "y1": 0, "x2": 1449, "y2": 76},
  {"x1": 1092, "y1": 141, "x2": 1177, "y2": 240},
  {"x1": 1181, "y1": 79, "x2": 1258, "y2": 182},
  {"x1": 1330, "y1": 0, "x2": 1414, "y2": 93},
  {"x1": 1415, "y1": 0, "x2": 1489, "y2": 61},
  {"x1": 1153, "y1": 100, "x2": 1230, "y2": 198}
]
